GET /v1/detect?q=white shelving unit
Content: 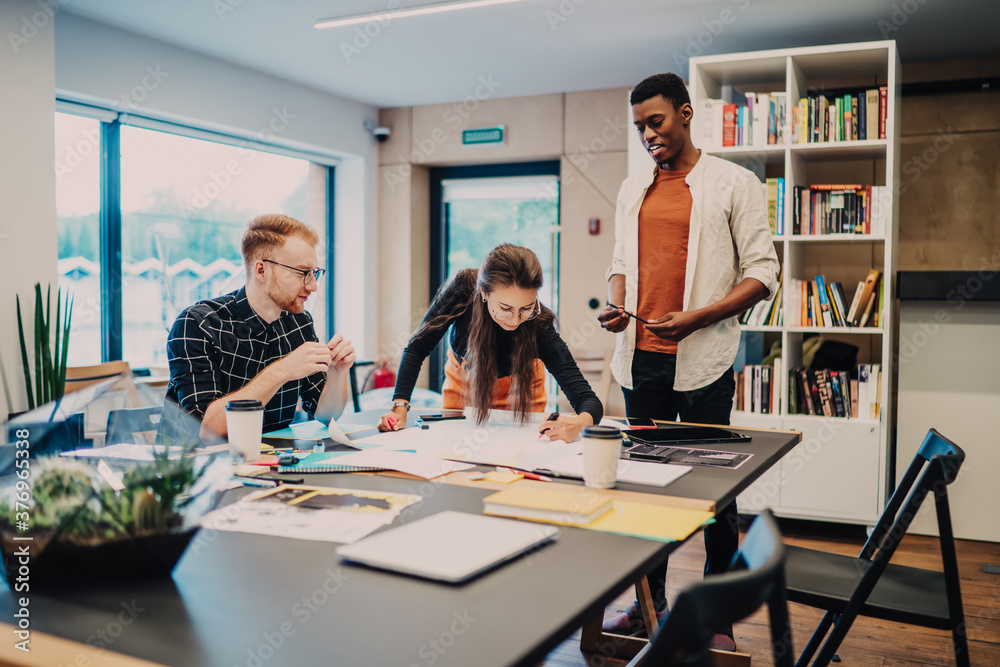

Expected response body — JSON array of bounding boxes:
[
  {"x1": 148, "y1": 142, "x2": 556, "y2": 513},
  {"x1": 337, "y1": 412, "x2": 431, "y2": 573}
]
[{"x1": 687, "y1": 41, "x2": 901, "y2": 525}]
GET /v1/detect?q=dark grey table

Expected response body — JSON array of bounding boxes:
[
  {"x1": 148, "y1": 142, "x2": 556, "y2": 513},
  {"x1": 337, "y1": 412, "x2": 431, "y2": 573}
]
[{"x1": 0, "y1": 414, "x2": 799, "y2": 667}]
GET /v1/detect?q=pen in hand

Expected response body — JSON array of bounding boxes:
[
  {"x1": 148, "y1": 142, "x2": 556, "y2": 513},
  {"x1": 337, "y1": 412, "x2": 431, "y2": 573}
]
[
  {"x1": 606, "y1": 301, "x2": 651, "y2": 325},
  {"x1": 539, "y1": 410, "x2": 560, "y2": 438}
]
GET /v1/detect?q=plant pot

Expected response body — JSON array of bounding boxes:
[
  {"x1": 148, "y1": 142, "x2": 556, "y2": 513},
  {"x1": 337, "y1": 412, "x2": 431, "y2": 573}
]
[{"x1": 0, "y1": 526, "x2": 200, "y2": 588}]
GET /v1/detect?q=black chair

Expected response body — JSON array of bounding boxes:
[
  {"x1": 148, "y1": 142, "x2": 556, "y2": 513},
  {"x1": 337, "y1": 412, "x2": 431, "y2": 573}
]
[
  {"x1": 785, "y1": 428, "x2": 968, "y2": 667},
  {"x1": 105, "y1": 406, "x2": 162, "y2": 445},
  {"x1": 628, "y1": 510, "x2": 793, "y2": 667}
]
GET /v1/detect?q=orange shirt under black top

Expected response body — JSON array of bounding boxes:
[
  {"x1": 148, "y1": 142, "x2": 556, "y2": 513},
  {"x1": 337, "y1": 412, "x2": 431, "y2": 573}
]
[{"x1": 636, "y1": 166, "x2": 693, "y2": 355}]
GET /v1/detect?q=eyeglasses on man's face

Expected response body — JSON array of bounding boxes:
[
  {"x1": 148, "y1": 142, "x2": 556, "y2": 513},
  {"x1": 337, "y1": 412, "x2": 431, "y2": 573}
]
[
  {"x1": 263, "y1": 259, "x2": 326, "y2": 285},
  {"x1": 487, "y1": 294, "x2": 540, "y2": 323}
]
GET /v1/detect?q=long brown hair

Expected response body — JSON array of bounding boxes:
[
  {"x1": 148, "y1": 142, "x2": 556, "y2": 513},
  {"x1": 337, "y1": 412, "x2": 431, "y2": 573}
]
[{"x1": 466, "y1": 244, "x2": 553, "y2": 424}]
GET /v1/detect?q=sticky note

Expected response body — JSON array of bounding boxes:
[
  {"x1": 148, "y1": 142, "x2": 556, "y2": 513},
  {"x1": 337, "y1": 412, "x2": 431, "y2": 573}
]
[{"x1": 483, "y1": 471, "x2": 523, "y2": 484}]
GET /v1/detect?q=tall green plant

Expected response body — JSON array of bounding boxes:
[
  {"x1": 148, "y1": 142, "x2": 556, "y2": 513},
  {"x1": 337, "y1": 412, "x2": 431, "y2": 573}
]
[{"x1": 16, "y1": 283, "x2": 74, "y2": 410}]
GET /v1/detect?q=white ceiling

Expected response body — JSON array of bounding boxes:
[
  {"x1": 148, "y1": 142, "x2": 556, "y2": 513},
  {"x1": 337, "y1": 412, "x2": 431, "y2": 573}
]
[{"x1": 63, "y1": 0, "x2": 1000, "y2": 108}]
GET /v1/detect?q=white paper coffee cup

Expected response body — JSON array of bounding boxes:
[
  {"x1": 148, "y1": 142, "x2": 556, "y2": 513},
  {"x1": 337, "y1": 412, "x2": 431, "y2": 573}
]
[
  {"x1": 225, "y1": 399, "x2": 264, "y2": 463},
  {"x1": 582, "y1": 425, "x2": 622, "y2": 489}
]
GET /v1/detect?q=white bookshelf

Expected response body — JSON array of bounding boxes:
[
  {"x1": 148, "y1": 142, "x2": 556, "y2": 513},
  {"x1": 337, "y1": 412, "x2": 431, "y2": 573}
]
[{"x1": 689, "y1": 42, "x2": 900, "y2": 525}]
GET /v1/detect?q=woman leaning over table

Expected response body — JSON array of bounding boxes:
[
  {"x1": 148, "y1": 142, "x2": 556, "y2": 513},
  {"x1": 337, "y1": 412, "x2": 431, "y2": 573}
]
[{"x1": 377, "y1": 244, "x2": 603, "y2": 441}]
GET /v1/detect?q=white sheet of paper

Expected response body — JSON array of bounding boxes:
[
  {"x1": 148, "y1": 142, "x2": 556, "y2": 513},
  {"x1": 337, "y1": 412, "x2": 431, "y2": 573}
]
[
  {"x1": 320, "y1": 450, "x2": 475, "y2": 479},
  {"x1": 61, "y1": 443, "x2": 184, "y2": 461},
  {"x1": 325, "y1": 418, "x2": 354, "y2": 447},
  {"x1": 537, "y1": 454, "x2": 692, "y2": 488},
  {"x1": 201, "y1": 498, "x2": 394, "y2": 544}
]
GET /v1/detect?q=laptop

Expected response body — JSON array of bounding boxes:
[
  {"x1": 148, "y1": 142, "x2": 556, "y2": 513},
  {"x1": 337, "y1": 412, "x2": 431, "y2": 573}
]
[{"x1": 336, "y1": 511, "x2": 558, "y2": 583}]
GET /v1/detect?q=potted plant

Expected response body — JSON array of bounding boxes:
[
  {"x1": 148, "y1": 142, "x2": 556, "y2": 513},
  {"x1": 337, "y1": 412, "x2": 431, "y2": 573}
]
[
  {"x1": 0, "y1": 440, "x2": 229, "y2": 587},
  {"x1": 16, "y1": 283, "x2": 73, "y2": 411}
]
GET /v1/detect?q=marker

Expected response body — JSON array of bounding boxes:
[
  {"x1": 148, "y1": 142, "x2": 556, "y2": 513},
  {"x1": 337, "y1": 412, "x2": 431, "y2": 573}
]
[
  {"x1": 539, "y1": 410, "x2": 560, "y2": 437},
  {"x1": 237, "y1": 477, "x2": 278, "y2": 488},
  {"x1": 387, "y1": 415, "x2": 398, "y2": 429},
  {"x1": 497, "y1": 466, "x2": 553, "y2": 482}
]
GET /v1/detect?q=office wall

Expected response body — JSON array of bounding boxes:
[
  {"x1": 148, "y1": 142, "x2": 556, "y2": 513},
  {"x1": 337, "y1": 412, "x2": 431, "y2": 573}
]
[
  {"x1": 898, "y1": 57, "x2": 1000, "y2": 271},
  {"x1": 45, "y1": 14, "x2": 380, "y2": 367},
  {"x1": 378, "y1": 88, "x2": 630, "y2": 415},
  {"x1": 0, "y1": 0, "x2": 59, "y2": 418}
]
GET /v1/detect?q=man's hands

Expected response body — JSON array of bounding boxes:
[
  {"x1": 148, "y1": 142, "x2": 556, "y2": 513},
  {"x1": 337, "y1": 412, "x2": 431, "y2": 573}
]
[
  {"x1": 327, "y1": 334, "x2": 355, "y2": 373},
  {"x1": 645, "y1": 310, "x2": 705, "y2": 342},
  {"x1": 597, "y1": 306, "x2": 631, "y2": 333},
  {"x1": 275, "y1": 335, "x2": 355, "y2": 383},
  {"x1": 278, "y1": 342, "x2": 336, "y2": 380}
]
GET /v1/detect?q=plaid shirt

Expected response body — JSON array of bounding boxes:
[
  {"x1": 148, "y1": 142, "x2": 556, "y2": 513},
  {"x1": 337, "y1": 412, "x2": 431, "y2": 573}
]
[{"x1": 162, "y1": 287, "x2": 325, "y2": 443}]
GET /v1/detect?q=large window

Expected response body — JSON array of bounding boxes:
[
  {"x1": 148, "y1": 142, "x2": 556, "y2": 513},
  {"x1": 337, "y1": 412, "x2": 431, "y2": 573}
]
[
  {"x1": 55, "y1": 113, "x2": 102, "y2": 366},
  {"x1": 55, "y1": 109, "x2": 334, "y2": 369}
]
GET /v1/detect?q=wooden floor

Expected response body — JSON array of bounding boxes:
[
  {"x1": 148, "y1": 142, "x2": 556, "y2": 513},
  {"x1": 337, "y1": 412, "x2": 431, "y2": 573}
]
[{"x1": 541, "y1": 517, "x2": 1000, "y2": 667}]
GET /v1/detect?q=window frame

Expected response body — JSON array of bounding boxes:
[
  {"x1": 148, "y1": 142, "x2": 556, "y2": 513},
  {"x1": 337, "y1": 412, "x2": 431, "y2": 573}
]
[{"x1": 55, "y1": 101, "x2": 338, "y2": 367}]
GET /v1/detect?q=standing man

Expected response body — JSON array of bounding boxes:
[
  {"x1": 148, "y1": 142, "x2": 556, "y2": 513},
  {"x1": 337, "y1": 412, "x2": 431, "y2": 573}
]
[
  {"x1": 163, "y1": 214, "x2": 355, "y2": 443},
  {"x1": 598, "y1": 73, "x2": 779, "y2": 649}
]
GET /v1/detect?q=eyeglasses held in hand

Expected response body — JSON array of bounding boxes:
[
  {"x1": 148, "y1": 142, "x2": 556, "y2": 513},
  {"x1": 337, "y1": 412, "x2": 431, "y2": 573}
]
[{"x1": 263, "y1": 259, "x2": 326, "y2": 285}]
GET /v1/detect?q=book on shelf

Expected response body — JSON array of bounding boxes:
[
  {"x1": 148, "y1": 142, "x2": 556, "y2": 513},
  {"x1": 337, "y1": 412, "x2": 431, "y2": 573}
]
[
  {"x1": 734, "y1": 362, "x2": 784, "y2": 415},
  {"x1": 785, "y1": 365, "x2": 880, "y2": 419},
  {"x1": 703, "y1": 93, "x2": 788, "y2": 150},
  {"x1": 791, "y1": 184, "x2": 887, "y2": 236},
  {"x1": 795, "y1": 87, "x2": 887, "y2": 144},
  {"x1": 482, "y1": 487, "x2": 613, "y2": 526},
  {"x1": 852, "y1": 269, "x2": 882, "y2": 326}
]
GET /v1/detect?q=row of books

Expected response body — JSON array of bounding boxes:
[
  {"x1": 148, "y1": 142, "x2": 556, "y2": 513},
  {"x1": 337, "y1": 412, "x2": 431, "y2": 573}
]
[
  {"x1": 702, "y1": 87, "x2": 889, "y2": 149},
  {"x1": 787, "y1": 270, "x2": 883, "y2": 328},
  {"x1": 791, "y1": 88, "x2": 889, "y2": 144},
  {"x1": 734, "y1": 362, "x2": 883, "y2": 420},
  {"x1": 765, "y1": 177, "x2": 785, "y2": 235},
  {"x1": 788, "y1": 365, "x2": 882, "y2": 419},
  {"x1": 702, "y1": 92, "x2": 787, "y2": 149},
  {"x1": 735, "y1": 360, "x2": 784, "y2": 415},
  {"x1": 739, "y1": 281, "x2": 783, "y2": 327},
  {"x1": 791, "y1": 184, "x2": 890, "y2": 236}
]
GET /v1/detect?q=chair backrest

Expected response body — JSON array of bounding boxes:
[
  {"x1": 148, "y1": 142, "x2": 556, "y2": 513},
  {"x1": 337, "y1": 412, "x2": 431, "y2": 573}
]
[
  {"x1": 65, "y1": 361, "x2": 140, "y2": 408},
  {"x1": 640, "y1": 510, "x2": 792, "y2": 667},
  {"x1": 860, "y1": 428, "x2": 965, "y2": 563},
  {"x1": 105, "y1": 406, "x2": 163, "y2": 445}
]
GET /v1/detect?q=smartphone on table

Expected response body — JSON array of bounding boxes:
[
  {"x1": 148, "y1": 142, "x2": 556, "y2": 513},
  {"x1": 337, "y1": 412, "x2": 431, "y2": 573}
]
[{"x1": 626, "y1": 417, "x2": 657, "y2": 430}]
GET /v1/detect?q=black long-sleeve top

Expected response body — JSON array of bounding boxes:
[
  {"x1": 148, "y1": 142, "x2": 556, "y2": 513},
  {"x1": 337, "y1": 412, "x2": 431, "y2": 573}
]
[{"x1": 393, "y1": 272, "x2": 604, "y2": 423}]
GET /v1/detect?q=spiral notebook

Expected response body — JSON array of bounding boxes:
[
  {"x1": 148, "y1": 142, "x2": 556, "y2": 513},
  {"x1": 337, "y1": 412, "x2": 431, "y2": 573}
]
[{"x1": 277, "y1": 452, "x2": 387, "y2": 473}]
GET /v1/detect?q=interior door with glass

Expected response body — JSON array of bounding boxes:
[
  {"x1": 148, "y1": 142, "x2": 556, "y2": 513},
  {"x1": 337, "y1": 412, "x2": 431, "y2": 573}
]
[{"x1": 429, "y1": 169, "x2": 560, "y2": 392}]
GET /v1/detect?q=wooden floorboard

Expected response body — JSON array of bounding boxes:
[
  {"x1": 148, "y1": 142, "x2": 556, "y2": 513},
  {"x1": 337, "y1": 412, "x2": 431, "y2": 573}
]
[{"x1": 540, "y1": 518, "x2": 1000, "y2": 667}]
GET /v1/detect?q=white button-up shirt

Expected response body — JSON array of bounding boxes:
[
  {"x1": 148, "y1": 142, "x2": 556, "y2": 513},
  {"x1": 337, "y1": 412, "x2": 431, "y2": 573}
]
[{"x1": 606, "y1": 152, "x2": 780, "y2": 391}]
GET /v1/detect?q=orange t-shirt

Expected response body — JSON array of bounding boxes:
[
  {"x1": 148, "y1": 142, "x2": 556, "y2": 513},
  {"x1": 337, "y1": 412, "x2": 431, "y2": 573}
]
[{"x1": 636, "y1": 167, "x2": 693, "y2": 354}]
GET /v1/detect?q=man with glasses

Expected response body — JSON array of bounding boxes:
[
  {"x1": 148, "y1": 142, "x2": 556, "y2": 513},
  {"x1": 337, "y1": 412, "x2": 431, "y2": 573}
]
[{"x1": 163, "y1": 214, "x2": 354, "y2": 442}]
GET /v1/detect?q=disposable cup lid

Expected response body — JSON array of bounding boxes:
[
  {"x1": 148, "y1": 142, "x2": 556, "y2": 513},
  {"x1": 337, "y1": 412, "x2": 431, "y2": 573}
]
[
  {"x1": 226, "y1": 399, "x2": 263, "y2": 412},
  {"x1": 582, "y1": 425, "x2": 622, "y2": 440}
]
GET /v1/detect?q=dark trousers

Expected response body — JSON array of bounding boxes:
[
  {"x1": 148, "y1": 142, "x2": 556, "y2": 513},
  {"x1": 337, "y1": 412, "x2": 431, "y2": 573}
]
[{"x1": 622, "y1": 349, "x2": 738, "y2": 623}]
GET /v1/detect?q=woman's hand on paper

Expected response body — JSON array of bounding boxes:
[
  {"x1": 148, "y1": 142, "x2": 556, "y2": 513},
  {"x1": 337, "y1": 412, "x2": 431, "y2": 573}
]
[
  {"x1": 539, "y1": 413, "x2": 593, "y2": 443},
  {"x1": 377, "y1": 409, "x2": 407, "y2": 432}
]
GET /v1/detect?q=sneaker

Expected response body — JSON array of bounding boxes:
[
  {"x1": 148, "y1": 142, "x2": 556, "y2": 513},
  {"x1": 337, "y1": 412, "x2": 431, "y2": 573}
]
[
  {"x1": 709, "y1": 633, "x2": 737, "y2": 652},
  {"x1": 601, "y1": 600, "x2": 668, "y2": 636}
]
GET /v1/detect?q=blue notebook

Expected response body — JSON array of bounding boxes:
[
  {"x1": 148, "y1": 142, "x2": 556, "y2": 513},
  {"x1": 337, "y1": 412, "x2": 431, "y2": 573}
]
[{"x1": 276, "y1": 451, "x2": 386, "y2": 473}]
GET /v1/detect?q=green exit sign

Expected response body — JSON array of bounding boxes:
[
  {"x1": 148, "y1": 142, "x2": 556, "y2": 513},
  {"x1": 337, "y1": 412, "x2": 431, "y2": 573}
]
[{"x1": 462, "y1": 126, "x2": 504, "y2": 146}]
